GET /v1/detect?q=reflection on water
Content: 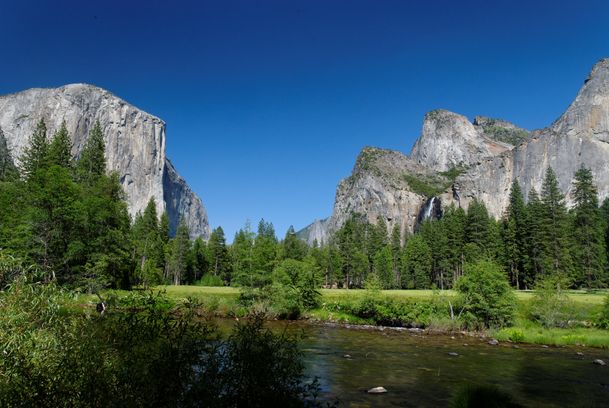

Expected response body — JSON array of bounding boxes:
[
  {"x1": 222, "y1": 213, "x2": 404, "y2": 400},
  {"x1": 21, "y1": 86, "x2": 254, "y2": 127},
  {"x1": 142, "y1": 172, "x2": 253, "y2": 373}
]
[{"x1": 262, "y1": 322, "x2": 609, "y2": 407}]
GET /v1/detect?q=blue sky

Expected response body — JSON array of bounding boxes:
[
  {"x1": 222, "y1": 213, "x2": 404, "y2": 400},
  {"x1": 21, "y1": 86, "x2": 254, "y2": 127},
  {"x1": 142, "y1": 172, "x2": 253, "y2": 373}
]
[{"x1": 2, "y1": 0, "x2": 609, "y2": 240}]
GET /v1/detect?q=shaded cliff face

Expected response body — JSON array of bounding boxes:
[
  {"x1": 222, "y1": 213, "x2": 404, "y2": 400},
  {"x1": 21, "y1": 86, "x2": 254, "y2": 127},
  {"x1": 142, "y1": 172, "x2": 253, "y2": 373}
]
[
  {"x1": 0, "y1": 84, "x2": 210, "y2": 239},
  {"x1": 299, "y1": 58, "x2": 609, "y2": 244}
]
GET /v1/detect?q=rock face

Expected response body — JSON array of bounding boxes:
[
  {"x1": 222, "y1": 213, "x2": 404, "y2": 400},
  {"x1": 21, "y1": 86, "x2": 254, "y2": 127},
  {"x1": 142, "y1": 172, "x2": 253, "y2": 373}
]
[
  {"x1": 299, "y1": 58, "x2": 609, "y2": 244},
  {"x1": 0, "y1": 84, "x2": 210, "y2": 239}
]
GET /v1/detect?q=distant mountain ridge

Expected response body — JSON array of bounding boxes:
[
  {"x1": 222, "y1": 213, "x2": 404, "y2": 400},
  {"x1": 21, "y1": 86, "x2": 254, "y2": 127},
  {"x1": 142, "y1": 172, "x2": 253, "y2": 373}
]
[
  {"x1": 0, "y1": 84, "x2": 210, "y2": 239},
  {"x1": 299, "y1": 58, "x2": 609, "y2": 245}
]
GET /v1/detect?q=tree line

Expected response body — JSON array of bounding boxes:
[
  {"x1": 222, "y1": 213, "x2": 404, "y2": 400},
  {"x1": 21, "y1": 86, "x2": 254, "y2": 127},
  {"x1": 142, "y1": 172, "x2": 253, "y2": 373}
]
[
  {"x1": 323, "y1": 166, "x2": 609, "y2": 290},
  {"x1": 2, "y1": 120, "x2": 608, "y2": 291}
]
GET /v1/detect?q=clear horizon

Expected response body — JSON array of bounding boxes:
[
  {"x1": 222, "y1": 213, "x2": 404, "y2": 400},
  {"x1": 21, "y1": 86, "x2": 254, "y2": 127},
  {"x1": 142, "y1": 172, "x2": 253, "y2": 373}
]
[{"x1": 2, "y1": 0, "x2": 609, "y2": 240}]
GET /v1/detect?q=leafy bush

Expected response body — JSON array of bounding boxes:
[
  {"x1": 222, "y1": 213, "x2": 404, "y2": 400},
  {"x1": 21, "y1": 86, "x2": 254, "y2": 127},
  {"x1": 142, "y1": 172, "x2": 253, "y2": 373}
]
[
  {"x1": 0, "y1": 278, "x2": 327, "y2": 407},
  {"x1": 529, "y1": 276, "x2": 578, "y2": 328},
  {"x1": 505, "y1": 328, "x2": 525, "y2": 342},
  {"x1": 598, "y1": 294, "x2": 609, "y2": 329},
  {"x1": 0, "y1": 251, "x2": 31, "y2": 289},
  {"x1": 190, "y1": 315, "x2": 326, "y2": 407},
  {"x1": 455, "y1": 260, "x2": 516, "y2": 329},
  {"x1": 196, "y1": 273, "x2": 224, "y2": 286}
]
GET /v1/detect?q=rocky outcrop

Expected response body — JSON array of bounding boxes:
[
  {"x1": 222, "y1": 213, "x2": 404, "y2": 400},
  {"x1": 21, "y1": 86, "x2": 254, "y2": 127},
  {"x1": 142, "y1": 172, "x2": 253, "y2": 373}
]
[
  {"x1": 299, "y1": 58, "x2": 609, "y2": 244},
  {"x1": 0, "y1": 84, "x2": 210, "y2": 239}
]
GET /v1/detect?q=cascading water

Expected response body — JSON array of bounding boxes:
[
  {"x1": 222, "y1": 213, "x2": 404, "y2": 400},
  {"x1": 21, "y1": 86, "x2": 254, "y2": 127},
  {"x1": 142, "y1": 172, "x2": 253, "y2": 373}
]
[
  {"x1": 414, "y1": 196, "x2": 442, "y2": 231},
  {"x1": 423, "y1": 197, "x2": 436, "y2": 219}
]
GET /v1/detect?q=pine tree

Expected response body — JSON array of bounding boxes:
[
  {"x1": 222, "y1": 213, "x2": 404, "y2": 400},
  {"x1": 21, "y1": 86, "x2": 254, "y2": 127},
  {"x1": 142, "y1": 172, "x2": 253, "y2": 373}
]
[
  {"x1": 601, "y1": 198, "x2": 609, "y2": 272},
  {"x1": 20, "y1": 119, "x2": 49, "y2": 179},
  {"x1": 539, "y1": 167, "x2": 572, "y2": 280},
  {"x1": 0, "y1": 128, "x2": 18, "y2": 181},
  {"x1": 191, "y1": 237, "x2": 208, "y2": 281},
  {"x1": 166, "y1": 218, "x2": 192, "y2": 285},
  {"x1": 401, "y1": 234, "x2": 432, "y2": 289},
  {"x1": 231, "y1": 224, "x2": 255, "y2": 286},
  {"x1": 571, "y1": 167, "x2": 606, "y2": 287},
  {"x1": 465, "y1": 199, "x2": 490, "y2": 249},
  {"x1": 159, "y1": 212, "x2": 170, "y2": 245},
  {"x1": 503, "y1": 180, "x2": 527, "y2": 288},
  {"x1": 281, "y1": 225, "x2": 307, "y2": 261},
  {"x1": 76, "y1": 121, "x2": 106, "y2": 184},
  {"x1": 368, "y1": 215, "x2": 388, "y2": 256},
  {"x1": 335, "y1": 214, "x2": 371, "y2": 288},
  {"x1": 373, "y1": 246, "x2": 394, "y2": 289},
  {"x1": 443, "y1": 206, "x2": 466, "y2": 286},
  {"x1": 81, "y1": 172, "x2": 132, "y2": 289},
  {"x1": 524, "y1": 188, "x2": 544, "y2": 287},
  {"x1": 132, "y1": 198, "x2": 165, "y2": 285},
  {"x1": 47, "y1": 122, "x2": 72, "y2": 169},
  {"x1": 251, "y1": 219, "x2": 278, "y2": 286},
  {"x1": 208, "y1": 226, "x2": 230, "y2": 282},
  {"x1": 390, "y1": 224, "x2": 402, "y2": 288},
  {"x1": 27, "y1": 165, "x2": 84, "y2": 282}
]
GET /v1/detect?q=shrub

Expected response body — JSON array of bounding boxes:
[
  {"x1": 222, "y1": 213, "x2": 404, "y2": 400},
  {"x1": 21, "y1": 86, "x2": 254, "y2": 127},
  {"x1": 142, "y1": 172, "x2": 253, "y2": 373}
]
[
  {"x1": 197, "y1": 273, "x2": 224, "y2": 286},
  {"x1": 0, "y1": 251, "x2": 30, "y2": 289},
  {"x1": 505, "y1": 328, "x2": 525, "y2": 342},
  {"x1": 190, "y1": 315, "x2": 327, "y2": 408},
  {"x1": 455, "y1": 260, "x2": 516, "y2": 329},
  {"x1": 529, "y1": 276, "x2": 577, "y2": 328},
  {"x1": 598, "y1": 294, "x2": 609, "y2": 329},
  {"x1": 0, "y1": 278, "x2": 326, "y2": 407}
]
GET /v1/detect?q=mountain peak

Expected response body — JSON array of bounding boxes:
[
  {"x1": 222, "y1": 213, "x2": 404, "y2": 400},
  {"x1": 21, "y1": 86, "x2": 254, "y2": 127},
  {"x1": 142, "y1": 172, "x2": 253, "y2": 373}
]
[{"x1": 551, "y1": 58, "x2": 609, "y2": 139}]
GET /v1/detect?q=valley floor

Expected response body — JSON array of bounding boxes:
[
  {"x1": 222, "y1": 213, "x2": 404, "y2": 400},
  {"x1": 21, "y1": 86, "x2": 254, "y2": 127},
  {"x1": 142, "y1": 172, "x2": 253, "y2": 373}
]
[{"x1": 95, "y1": 286, "x2": 609, "y2": 349}]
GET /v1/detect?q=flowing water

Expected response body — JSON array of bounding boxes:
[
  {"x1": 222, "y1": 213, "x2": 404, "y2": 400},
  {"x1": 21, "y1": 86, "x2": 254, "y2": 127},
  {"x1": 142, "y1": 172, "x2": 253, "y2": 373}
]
[{"x1": 268, "y1": 322, "x2": 609, "y2": 407}]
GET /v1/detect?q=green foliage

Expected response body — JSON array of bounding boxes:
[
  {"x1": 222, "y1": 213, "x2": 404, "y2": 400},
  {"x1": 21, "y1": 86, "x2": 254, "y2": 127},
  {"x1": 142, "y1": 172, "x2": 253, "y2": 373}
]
[
  {"x1": 529, "y1": 275, "x2": 578, "y2": 328},
  {"x1": 0, "y1": 279, "x2": 325, "y2": 407},
  {"x1": 230, "y1": 224, "x2": 255, "y2": 286},
  {"x1": 480, "y1": 123, "x2": 529, "y2": 146},
  {"x1": 191, "y1": 315, "x2": 327, "y2": 407},
  {"x1": 373, "y1": 246, "x2": 394, "y2": 289},
  {"x1": 47, "y1": 121, "x2": 73, "y2": 169},
  {"x1": 282, "y1": 225, "x2": 308, "y2": 261},
  {"x1": 539, "y1": 167, "x2": 573, "y2": 279},
  {"x1": 76, "y1": 121, "x2": 106, "y2": 184},
  {"x1": 403, "y1": 165, "x2": 468, "y2": 198},
  {"x1": 272, "y1": 258, "x2": 322, "y2": 314},
  {"x1": 403, "y1": 173, "x2": 443, "y2": 197},
  {"x1": 598, "y1": 294, "x2": 609, "y2": 329},
  {"x1": 570, "y1": 166, "x2": 607, "y2": 287},
  {"x1": 208, "y1": 226, "x2": 231, "y2": 282},
  {"x1": 19, "y1": 119, "x2": 49, "y2": 179},
  {"x1": 456, "y1": 260, "x2": 516, "y2": 329},
  {"x1": 197, "y1": 273, "x2": 224, "y2": 286},
  {"x1": 165, "y1": 217, "x2": 192, "y2": 285},
  {"x1": 0, "y1": 129, "x2": 18, "y2": 181},
  {"x1": 401, "y1": 234, "x2": 432, "y2": 289}
]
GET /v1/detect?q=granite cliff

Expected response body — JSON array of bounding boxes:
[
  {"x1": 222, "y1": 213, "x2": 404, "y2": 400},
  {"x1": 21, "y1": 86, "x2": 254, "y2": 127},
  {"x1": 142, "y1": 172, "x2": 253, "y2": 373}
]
[
  {"x1": 0, "y1": 84, "x2": 210, "y2": 239},
  {"x1": 299, "y1": 58, "x2": 609, "y2": 245}
]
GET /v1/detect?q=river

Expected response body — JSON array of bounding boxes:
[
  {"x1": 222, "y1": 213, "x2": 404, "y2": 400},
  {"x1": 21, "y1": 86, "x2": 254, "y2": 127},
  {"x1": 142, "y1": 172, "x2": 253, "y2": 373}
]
[{"x1": 272, "y1": 322, "x2": 609, "y2": 407}]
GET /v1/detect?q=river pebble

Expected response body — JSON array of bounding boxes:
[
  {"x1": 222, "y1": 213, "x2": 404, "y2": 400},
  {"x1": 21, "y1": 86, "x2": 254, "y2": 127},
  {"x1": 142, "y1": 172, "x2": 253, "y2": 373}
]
[
  {"x1": 367, "y1": 386, "x2": 387, "y2": 394},
  {"x1": 593, "y1": 359, "x2": 606, "y2": 366}
]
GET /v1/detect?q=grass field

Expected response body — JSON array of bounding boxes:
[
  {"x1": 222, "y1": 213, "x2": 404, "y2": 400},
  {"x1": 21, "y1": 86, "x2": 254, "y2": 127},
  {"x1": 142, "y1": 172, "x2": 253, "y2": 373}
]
[
  {"x1": 91, "y1": 285, "x2": 608, "y2": 347},
  {"x1": 155, "y1": 285, "x2": 608, "y2": 305}
]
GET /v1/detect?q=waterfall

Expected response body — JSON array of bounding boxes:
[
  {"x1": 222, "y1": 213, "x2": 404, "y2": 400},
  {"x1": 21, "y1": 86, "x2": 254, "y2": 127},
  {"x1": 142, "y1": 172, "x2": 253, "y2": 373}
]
[
  {"x1": 414, "y1": 196, "x2": 443, "y2": 232},
  {"x1": 424, "y1": 197, "x2": 436, "y2": 220}
]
